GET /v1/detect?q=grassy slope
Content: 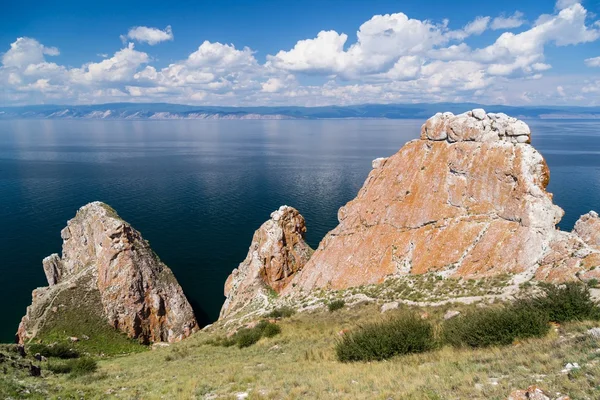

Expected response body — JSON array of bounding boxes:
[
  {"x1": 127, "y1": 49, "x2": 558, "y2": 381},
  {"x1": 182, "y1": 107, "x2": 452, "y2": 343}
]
[
  {"x1": 27, "y1": 274, "x2": 145, "y2": 356},
  {"x1": 16, "y1": 301, "x2": 600, "y2": 400}
]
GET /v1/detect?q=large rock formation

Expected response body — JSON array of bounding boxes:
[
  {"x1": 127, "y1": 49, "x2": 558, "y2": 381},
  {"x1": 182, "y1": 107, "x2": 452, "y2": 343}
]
[
  {"x1": 220, "y1": 206, "x2": 313, "y2": 319},
  {"x1": 219, "y1": 109, "x2": 600, "y2": 318},
  {"x1": 283, "y1": 110, "x2": 599, "y2": 294},
  {"x1": 18, "y1": 202, "x2": 198, "y2": 344}
]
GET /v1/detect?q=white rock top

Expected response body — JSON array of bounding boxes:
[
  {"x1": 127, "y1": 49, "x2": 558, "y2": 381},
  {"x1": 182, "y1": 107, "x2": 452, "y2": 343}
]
[
  {"x1": 421, "y1": 108, "x2": 531, "y2": 144},
  {"x1": 270, "y1": 205, "x2": 292, "y2": 221}
]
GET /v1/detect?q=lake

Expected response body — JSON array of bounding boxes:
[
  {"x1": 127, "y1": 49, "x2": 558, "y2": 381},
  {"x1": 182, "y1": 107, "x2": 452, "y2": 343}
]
[{"x1": 1, "y1": 118, "x2": 599, "y2": 343}]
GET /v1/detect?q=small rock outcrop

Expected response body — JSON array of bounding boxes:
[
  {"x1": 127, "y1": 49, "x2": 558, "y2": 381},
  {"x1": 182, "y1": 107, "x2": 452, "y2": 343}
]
[
  {"x1": 18, "y1": 202, "x2": 198, "y2": 344},
  {"x1": 220, "y1": 206, "x2": 313, "y2": 319},
  {"x1": 282, "y1": 109, "x2": 599, "y2": 294}
]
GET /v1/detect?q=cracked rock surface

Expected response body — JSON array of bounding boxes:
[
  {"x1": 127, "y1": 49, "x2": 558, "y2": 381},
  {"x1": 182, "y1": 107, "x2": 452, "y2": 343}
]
[
  {"x1": 279, "y1": 109, "x2": 600, "y2": 294},
  {"x1": 18, "y1": 202, "x2": 198, "y2": 344}
]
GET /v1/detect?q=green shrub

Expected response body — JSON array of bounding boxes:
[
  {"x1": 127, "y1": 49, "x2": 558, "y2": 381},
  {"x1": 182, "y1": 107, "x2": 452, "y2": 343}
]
[
  {"x1": 266, "y1": 306, "x2": 295, "y2": 319},
  {"x1": 235, "y1": 328, "x2": 262, "y2": 348},
  {"x1": 259, "y1": 321, "x2": 282, "y2": 338},
  {"x1": 587, "y1": 279, "x2": 599, "y2": 289},
  {"x1": 328, "y1": 300, "x2": 345, "y2": 312},
  {"x1": 336, "y1": 313, "x2": 435, "y2": 362},
  {"x1": 47, "y1": 357, "x2": 97, "y2": 376},
  {"x1": 28, "y1": 343, "x2": 79, "y2": 359},
  {"x1": 443, "y1": 303, "x2": 550, "y2": 348},
  {"x1": 211, "y1": 320, "x2": 282, "y2": 349},
  {"x1": 531, "y1": 282, "x2": 600, "y2": 323},
  {"x1": 69, "y1": 357, "x2": 98, "y2": 376}
]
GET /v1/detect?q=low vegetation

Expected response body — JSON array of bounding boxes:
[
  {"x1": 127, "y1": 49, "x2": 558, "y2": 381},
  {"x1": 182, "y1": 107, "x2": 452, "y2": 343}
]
[
  {"x1": 442, "y1": 303, "x2": 550, "y2": 348},
  {"x1": 4, "y1": 282, "x2": 600, "y2": 399},
  {"x1": 529, "y1": 282, "x2": 600, "y2": 323},
  {"x1": 210, "y1": 320, "x2": 282, "y2": 349},
  {"x1": 336, "y1": 312, "x2": 435, "y2": 362},
  {"x1": 266, "y1": 306, "x2": 295, "y2": 319},
  {"x1": 46, "y1": 357, "x2": 98, "y2": 376},
  {"x1": 328, "y1": 299, "x2": 346, "y2": 312}
]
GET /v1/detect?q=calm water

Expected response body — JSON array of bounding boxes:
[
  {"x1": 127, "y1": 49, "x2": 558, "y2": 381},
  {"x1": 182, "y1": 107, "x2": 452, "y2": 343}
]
[{"x1": 0, "y1": 119, "x2": 599, "y2": 342}]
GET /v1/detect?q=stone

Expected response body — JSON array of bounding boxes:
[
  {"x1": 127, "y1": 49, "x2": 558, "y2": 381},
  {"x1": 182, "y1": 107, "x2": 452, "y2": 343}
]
[
  {"x1": 444, "y1": 310, "x2": 461, "y2": 320},
  {"x1": 220, "y1": 206, "x2": 313, "y2": 319},
  {"x1": 587, "y1": 327, "x2": 600, "y2": 339},
  {"x1": 17, "y1": 202, "x2": 198, "y2": 344},
  {"x1": 279, "y1": 110, "x2": 599, "y2": 295},
  {"x1": 380, "y1": 301, "x2": 399, "y2": 313},
  {"x1": 471, "y1": 108, "x2": 486, "y2": 120},
  {"x1": 508, "y1": 385, "x2": 551, "y2": 400}
]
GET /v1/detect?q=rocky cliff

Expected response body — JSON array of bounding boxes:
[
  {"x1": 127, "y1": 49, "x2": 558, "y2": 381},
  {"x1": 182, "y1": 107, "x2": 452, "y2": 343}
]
[
  {"x1": 220, "y1": 206, "x2": 313, "y2": 319},
  {"x1": 221, "y1": 110, "x2": 600, "y2": 316},
  {"x1": 17, "y1": 202, "x2": 198, "y2": 344}
]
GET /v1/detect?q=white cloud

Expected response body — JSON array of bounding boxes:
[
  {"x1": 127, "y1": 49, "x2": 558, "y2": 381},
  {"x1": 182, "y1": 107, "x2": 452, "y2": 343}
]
[
  {"x1": 491, "y1": 11, "x2": 526, "y2": 30},
  {"x1": 556, "y1": 0, "x2": 581, "y2": 10},
  {"x1": 71, "y1": 43, "x2": 149, "y2": 83},
  {"x1": 585, "y1": 56, "x2": 600, "y2": 67},
  {"x1": 123, "y1": 25, "x2": 173, "y2": 45},
  {"x1": 2, "y1": 37, "x2": 59, "y2": 68},
  {"x1": 1, "y1": 3, "x2": 599, "y2": 107},
  {"x1": 463, "y1": 16, "x2": 491, "y2": 36}
]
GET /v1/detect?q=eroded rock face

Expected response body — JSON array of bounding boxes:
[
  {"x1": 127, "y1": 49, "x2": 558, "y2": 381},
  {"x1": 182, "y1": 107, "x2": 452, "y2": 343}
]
[
  {"x1": 17, "y1": 202, "x2": 198, "y2": 344},
  {"x1": 281, "y1": 109, "x2": 599, "y2": 294},
  {"x1": 220, "y1": 206, "x2": 313, "y2": 319}
]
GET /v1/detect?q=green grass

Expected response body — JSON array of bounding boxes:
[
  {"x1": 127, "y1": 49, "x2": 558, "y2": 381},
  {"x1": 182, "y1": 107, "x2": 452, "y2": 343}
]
[{"x1": 29, "y1": 275, "x2": 146, "y2": 356}]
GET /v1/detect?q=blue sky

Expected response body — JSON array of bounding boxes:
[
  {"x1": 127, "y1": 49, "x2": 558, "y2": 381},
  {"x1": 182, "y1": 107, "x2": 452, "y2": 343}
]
[{"x1": 1, "y1": 0, "x2": 600, "y2": 106}]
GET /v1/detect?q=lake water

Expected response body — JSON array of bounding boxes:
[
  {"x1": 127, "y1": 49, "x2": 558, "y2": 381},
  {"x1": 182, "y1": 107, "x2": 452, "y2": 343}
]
[{"x1": 1, "y1": 119, "x2": 599, "y2": 343}]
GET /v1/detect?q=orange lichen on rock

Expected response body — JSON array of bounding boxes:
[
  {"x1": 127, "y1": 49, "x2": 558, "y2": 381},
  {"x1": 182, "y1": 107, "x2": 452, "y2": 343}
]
[{"x1": 282, "y1": 109, "x2": 599, "y2": 294}]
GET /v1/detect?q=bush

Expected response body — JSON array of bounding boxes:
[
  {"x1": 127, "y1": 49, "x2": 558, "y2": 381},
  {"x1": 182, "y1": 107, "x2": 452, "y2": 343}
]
[
  {"x1": 266, "y1": 306, "x2": 295, "y2": 319},
  {"x1": 531, "y1": 282, "x2": 600, "y2": 323},
  {"x1": 443, "y1": 303, "x2": 550, "y2": 348},
  {"x1": 47, "y1": 357, "x2": 97, "y2": 376},
  {"x1": 235, "y1": 328, "x2": 262, "y2": 348},
  {"x1": 28, "y1": 343, "x2": 79, "y2": 359},
  {"x1": 336, "y1": 313, "x2": 435, "y2": 362},
  {"x1": 328, "y1": 300, "x2": 345, "y2": 312},
  {"x1": 69, "y1": 357, "x2": 98, "y2": 376},
  {"x1": 257, "y1": 321, "x2": 282, "y2": 338},
  {"x1": 216, "y1": 320, "x2": 283, "y2": 349}
]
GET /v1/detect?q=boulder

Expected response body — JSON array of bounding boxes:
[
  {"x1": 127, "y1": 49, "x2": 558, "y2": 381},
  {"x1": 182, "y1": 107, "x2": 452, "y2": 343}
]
[
  {"x1": 220, "y1": 206, "x2": 313, "y2": 319},
  {"x1": 444, "y1": 310, "x2": 461, "y2": 320},
  {"x1": 17, "y1": 202, "x2": 198, "y2": 344},
  {"x1": 380, "y1": 301, "x2": 399, "y2": 313}
]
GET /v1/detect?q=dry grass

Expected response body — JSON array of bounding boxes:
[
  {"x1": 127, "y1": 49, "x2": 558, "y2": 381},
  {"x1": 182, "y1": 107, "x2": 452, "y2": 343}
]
[{"x1": 24, "y1": 301, "x2": 600, "y2": 399}]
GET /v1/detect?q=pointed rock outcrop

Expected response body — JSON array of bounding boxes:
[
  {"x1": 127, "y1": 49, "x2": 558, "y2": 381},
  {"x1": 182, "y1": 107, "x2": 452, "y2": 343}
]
[
  {"x1": 220, "y1": 206, "x2": 313, "y2": 319},
  {"x1": 280, "y1": 109, "x2": 599, "y2": 294},
  {"x1": 17, "y1": 202, "x2": 198, "y2": 344}
]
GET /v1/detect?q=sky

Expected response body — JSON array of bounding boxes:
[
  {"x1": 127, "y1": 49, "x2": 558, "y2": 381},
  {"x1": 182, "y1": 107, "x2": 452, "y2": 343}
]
[{"x1": 1, "y1": 0, "x2": 600, "y2": 107}]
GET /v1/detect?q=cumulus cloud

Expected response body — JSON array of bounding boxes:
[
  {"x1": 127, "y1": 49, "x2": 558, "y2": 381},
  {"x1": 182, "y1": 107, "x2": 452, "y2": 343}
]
[
  {"x1": 2, "y1": 37, "x2": 59, "y2": 68},
  {"x1": 123, "y1": 25, "x2": 173, "y2": 45},
  {"x1": 491, "y1": 11, "x2": 526, "y2": 30},
  {"x1": 556, "y1": 0, "x2": 581, "y2": 10},
  {"x1": 1, "y1": 3, "x2": 599, "y2": 106},
  {"x1": 585, "y1": 56, "x2": 600, "y2": 67}
]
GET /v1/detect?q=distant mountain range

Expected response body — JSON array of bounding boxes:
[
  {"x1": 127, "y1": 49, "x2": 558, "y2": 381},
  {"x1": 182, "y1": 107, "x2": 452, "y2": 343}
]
[{"x1": 1, "y1": 103, "x2": 599, "y2": 120}]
